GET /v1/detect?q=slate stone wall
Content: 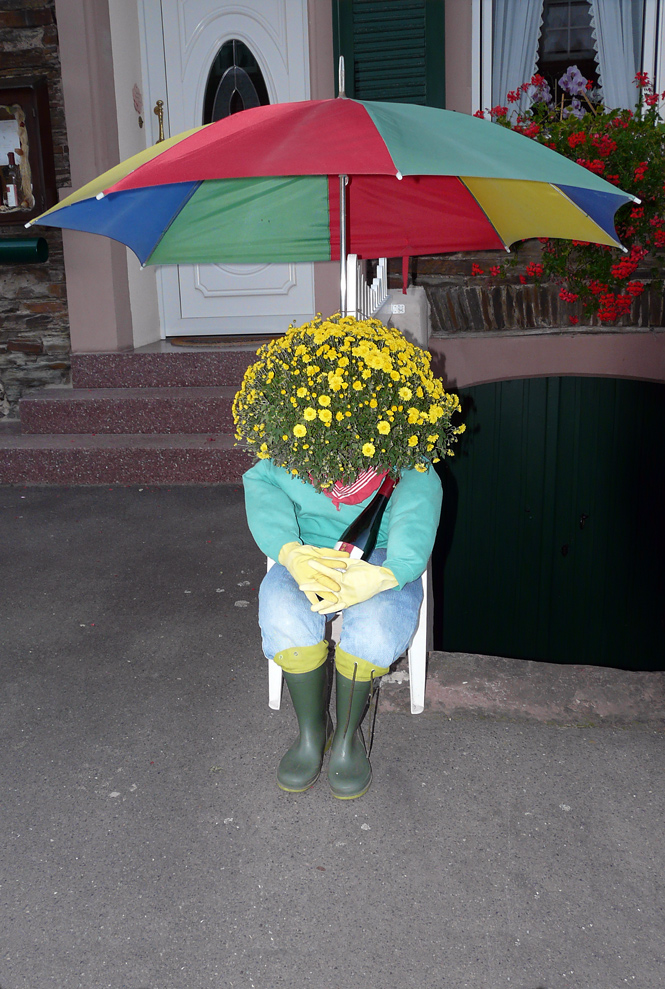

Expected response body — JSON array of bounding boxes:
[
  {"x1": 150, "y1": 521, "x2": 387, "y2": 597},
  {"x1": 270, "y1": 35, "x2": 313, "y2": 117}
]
[
  {"x1": 388, "y1": 241, "x2": 664, "y2": 334},
  {"x1": 406, "y1": 244, "x2": 664, "y2": 335},
  {"x1": 0, "y1": 0, "x2": 70, "y2": 418}
]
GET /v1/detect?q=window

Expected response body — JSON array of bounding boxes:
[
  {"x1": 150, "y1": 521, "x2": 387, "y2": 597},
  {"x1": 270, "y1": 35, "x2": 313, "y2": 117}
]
[
  {"x1": 479, "y1": 0, "x2": 650, "y2": 112},
  {"x1": 202, "y1": 39, "x2": 270, "y2": 124},
  {"x1": 538, "y1": 0, "x2": 599, "y2": 94}
]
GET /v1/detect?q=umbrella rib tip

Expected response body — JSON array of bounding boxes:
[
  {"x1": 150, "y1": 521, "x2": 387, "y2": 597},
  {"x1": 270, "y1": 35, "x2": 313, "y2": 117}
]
[{"x1": 96, "y1": 192, "x2": 105, "y2": 201}]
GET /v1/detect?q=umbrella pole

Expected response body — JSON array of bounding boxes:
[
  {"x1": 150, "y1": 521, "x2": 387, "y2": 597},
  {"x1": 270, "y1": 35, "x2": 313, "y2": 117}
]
[{"x1": 339, "y1": 173, "x2": 348, "y2": 315}]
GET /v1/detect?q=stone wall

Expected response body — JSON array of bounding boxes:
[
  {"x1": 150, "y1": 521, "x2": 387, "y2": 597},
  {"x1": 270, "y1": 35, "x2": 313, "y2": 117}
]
[{"x1": 0, "y1": 0, "x2": 70, "y2": 418}]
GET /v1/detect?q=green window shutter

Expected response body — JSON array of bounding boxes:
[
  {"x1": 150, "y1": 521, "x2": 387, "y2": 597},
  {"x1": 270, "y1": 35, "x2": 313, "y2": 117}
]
[{"x1": 333, "y1": 0, "x2": 445, "y2": 107}]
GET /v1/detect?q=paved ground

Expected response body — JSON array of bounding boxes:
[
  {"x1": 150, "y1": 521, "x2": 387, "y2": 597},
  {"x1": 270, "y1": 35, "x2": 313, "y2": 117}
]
[{"x1": 1, "y1": 485, "x2": 664, "y2": 989}]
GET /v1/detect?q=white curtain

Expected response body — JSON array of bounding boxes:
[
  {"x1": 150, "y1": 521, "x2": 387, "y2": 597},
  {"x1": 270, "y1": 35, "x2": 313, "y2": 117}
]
[
  {"x1": 492, "y1": 0, "x2": 545, "y2": 106},
  {"x1": 589, "y1": 0, "x2": 645, "y2": 109}
]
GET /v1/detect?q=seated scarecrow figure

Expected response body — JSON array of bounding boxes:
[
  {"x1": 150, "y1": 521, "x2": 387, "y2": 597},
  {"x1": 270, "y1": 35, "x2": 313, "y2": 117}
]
[{"x1": 233, "y1": 314, "x2": 463, "y2": 799}]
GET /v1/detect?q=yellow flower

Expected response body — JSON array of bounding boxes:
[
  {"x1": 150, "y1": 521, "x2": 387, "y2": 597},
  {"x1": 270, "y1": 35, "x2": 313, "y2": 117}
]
[
  {"x1": 415, "y1": 463, "x2": 428, "y2": 472},
  {"x1": 233, "y1": 313, "x2": 463, "y2": 486}
]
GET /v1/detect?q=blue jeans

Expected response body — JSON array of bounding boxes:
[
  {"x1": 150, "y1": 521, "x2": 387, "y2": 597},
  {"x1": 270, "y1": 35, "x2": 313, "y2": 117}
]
[{"x1": 258, "y1": 548, "x2": 423, "y2": 668}]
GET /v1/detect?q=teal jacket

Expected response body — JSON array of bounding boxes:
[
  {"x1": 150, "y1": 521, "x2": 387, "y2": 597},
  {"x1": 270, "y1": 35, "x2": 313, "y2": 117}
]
[{"x1": 242, "y1": 459, "x2": 442, "y2": 589}]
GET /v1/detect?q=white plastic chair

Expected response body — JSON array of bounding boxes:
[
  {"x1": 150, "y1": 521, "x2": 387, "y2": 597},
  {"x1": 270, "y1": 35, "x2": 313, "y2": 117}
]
[{"x1": 266, "y1": 558, "x2": 430, "y2": 714}]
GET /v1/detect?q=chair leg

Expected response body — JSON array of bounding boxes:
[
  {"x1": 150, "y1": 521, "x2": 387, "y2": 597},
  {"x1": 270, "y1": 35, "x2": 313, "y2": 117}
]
[
  {"x1": 407, "y1": 569, "x2": 428, "y2": 714},
  {"x1": 266, "y1": 557, "x2": 283, "y2": 709},
  {"x1": 268, "y1": 656, "x2": 283, "y2": 710}
]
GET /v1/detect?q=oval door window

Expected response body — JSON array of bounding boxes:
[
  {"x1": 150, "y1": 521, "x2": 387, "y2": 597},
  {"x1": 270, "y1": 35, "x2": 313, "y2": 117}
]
[{"x1": 203, "y1": 39, "x2": 270, "y2": 123}]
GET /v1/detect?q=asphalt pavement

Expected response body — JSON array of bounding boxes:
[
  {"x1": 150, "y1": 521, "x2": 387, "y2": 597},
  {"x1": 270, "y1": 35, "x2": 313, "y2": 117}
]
[{"x1": 1, "y1": 485, "x2": 663, "y2": 989}]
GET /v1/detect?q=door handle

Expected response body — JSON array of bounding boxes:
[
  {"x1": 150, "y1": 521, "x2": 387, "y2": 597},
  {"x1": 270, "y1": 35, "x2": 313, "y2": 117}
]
[
  {"x1": 153, "y1": 100, "x2": 165, "y2": 143},
  {"x1": 579, "y1": 513, "x2": 589, "y2": 530}
]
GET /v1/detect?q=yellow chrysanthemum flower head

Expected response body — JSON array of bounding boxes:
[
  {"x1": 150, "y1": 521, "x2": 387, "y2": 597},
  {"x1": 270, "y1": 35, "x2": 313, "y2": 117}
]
[{"x1": 232, "y1": 313, "x2": 463, "y2": 491}]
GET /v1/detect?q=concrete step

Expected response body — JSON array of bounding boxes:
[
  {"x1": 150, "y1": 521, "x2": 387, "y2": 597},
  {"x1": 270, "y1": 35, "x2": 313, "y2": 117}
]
[
  {"x1": 0, "y1": 422, "x2": 252, "y2": 484},
  {"x1": 71, "y1": 348, "x2": 258, "y2": 389},
  {"x1": 19, "y1": 386, "x2": 238, "y2": 435}
]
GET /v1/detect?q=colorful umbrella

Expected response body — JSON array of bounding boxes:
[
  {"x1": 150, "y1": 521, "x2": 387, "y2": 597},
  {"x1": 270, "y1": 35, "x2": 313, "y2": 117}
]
[{"x1": 30, "y1": 95, "x2": 634, "y2": 300}]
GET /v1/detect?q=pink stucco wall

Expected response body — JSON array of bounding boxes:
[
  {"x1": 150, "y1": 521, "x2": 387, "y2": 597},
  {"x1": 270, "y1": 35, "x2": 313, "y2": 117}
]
[
  {"x1": 56, "y1": 0, "x2": 134, "y2": 352},
  {"x1": 430, "y1": 330, "x2": 665, "y2": 388},
  {"x1": 445, "y1": 0, "x2": 473, "y2": 113}
]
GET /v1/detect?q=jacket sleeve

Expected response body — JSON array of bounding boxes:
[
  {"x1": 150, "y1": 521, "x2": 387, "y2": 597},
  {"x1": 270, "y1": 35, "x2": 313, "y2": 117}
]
[
  {"x1": 382, "y1": 466, "x2": 442, "y2": 588},
  {"x1": 242, "y1": 460, "x2": 302, "y2": 560}
]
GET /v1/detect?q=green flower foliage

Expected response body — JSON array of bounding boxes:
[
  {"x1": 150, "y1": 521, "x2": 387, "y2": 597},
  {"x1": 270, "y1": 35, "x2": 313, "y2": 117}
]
[{"x1": 475, "y1": 70, "x2": 665, "y2": 324}]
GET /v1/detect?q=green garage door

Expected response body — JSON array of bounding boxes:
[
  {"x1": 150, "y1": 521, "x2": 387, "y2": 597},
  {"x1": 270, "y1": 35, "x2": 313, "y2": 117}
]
[{"x1": 438, "y1": 376, "x2": 665, "y2": 671}]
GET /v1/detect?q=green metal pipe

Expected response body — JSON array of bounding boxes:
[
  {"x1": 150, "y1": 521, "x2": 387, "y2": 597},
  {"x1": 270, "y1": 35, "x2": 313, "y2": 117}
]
[{"x1": 0, "y1": 237, "x2": 49, "y2": 264}]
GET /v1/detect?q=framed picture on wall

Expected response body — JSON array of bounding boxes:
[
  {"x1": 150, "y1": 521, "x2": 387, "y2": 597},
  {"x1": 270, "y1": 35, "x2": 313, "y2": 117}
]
[{"x1": 0, "y1": 76, "x2": 57, "y2": 226}]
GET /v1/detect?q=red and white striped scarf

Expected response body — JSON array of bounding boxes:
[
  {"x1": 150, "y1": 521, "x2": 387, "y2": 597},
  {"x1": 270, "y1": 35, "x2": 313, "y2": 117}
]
[{"x1": 322, "y1": 468, "x2": 388, "y2": 510}]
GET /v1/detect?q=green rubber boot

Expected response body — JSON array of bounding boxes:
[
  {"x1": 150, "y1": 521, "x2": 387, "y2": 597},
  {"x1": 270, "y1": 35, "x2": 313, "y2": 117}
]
[
  {"x1": 275, "y1": 642, "x2": 332, "y2": 793},
  {"x1": 328, "y1": 649, "x2": 390, "y2": 800},
  {"x1": 328, "y1": 668, "x2": 372, "y2": 799}
]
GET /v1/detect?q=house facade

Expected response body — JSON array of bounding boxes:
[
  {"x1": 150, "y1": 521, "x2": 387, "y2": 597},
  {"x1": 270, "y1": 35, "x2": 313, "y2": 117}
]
[
  {"x1": 2, "y1": 0, "x2": 664, "y2": 389},
  {"x1": 1, "y1": 0, "x2": 664, "y2": 667}
]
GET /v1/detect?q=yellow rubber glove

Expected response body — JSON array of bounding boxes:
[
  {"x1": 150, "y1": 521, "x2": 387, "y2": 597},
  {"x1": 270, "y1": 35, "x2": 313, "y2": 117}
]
[
  {"x1": 278, "y1": 542, "x2": 349, "y2": 606},
  {"x1": 304, "y1": 558, "x2": 398, "y2": 613}
]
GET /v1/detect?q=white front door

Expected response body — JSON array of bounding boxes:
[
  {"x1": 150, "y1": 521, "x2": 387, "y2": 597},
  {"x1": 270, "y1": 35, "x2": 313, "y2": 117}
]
[{"x1": 139, "y1": 0, "x2": 316, "y2": 336}]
